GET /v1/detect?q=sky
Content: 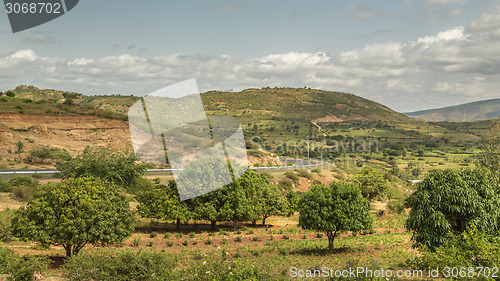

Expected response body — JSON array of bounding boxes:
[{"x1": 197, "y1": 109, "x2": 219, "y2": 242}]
[{"x1": 1, "y1": 0, "x2": 500, "y2": 112}]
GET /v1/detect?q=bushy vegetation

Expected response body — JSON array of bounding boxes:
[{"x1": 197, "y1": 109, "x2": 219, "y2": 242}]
[
  {"x1": 0, "y1": 209, "x2": 15, "y2": 242},
  {"x1": 0, "y1": 247, "x2": 49, "y2": 281},
  {"x1": 406, "y1": 167, "x2": 500, "y2": 250},
  {"x1": 299, "y1": 183, "x2": 373, "y2": 252},
  {"x1": 137, "y1": 168, "x2": 286, "y2": 230},
  {"x1": 12, "y1": 177, "x2": 135, "y2": 256},
  {"x1": 63, "y1": 249, "x2": 178, "y2": 281},
  {"x1": 408, "y1": 226, "x2": 500, "y2": 270},
  {"x1": 56, "y1": 146, "x2": 147, "y2": 192}
]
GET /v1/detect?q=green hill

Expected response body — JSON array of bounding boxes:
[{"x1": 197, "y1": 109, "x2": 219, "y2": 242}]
[{"x1": 406, "y1": 98, "x2": 500, "y2": 122}]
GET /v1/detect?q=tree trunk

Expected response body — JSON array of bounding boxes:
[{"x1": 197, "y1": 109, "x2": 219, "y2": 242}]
[
  {"x1": 176, "y1": 219, "x2": 180, "y2": 230},
  {"x1": 210, "y1": 220, "x2": 217, "y2": 230},
  {"x1": 328, "y1": 236, "x2": 334, "y2": 253},
  {"x1": 63, "y1": 244, "x2": 73, "y2": 257},
  {"x1": 327, "y1": 232, "x2": 337, "y2": 253},
  {"x1": 262, "y1": 217, "x2": 267, "y2": 226},
  {"x1": 252, "y1": 220, "x2": 256, "y2": 226}
]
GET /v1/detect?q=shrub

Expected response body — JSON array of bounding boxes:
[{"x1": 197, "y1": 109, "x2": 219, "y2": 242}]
[
  {"x1": 182, "y1": 239, "x2": 189, "y2": 246},
  {"x1": 296, "y1": 169, "x2": 313, "y2": 179},
  {"x1": 387, "y1": 199, "x2": 406, "y2": 214},
  {"x1": 183, "y1": 252, "x2": 271, "y2": 280},
  {"x1": 166, "y1": 241, "x2": 174, "y2": 247},
  {"x1": 63, "y1": 249, "x2": 178, "y2": 281},
  {"x1": 190, "y1": 232, "x2": 196, "y2": 238},
  {"x1": 0, "y1": 209, "x2": 15, "y2": 242},
  {"x1": 278, "y1": 178, "x2": 293, "y2": 190},
  {"x1": 285, "y1": 171, "x2": 300, "y2": 182},
  {"x1": 12, "y1": 185, "x2": 36, "y2": 201},
  {"x1": 235, "y1": 236, "x2": 242, "y2": 242},
  {"x1": 252, "y1": 236, "x2": 259, "y2": 241},
  {"x1": 408, "y1": 226, "x2": 500, "y2": 270},
  {"x1": 132, "y1": 238, "x2": 141, "y2": 247},
  {"x1": 0, "y1": 247, "x2": 49, "y2": 281},
  {"x1": 0, "y1": 180, "x2": 10, "y2": 192},
  {"x1": 149, "y1": 232, "x2": 158, "y2": 238},
  {"x1": 247, "y1": 229, "x2": 254, "y2": 235},
  {"x1": 205, "y1": 238, "x2": 212, "y2": 245},
  {"x1": 282, "y1": 234, "x2": 290, "y2": 240}
]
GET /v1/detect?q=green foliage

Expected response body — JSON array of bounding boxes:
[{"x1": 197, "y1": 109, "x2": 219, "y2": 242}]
[
  {"x1": 27, "y1": 146, "x2": 65, "y2": 164},
  {"x1": 298, "y1": 183, "x2": 373, "y2": 252},
  {"x1": 352, "y1": 167, "x2": 390, "y2": 201},
  {"x1": 136, "y1": 180, "x2": 190, "y2": 229},
  {"x1": 284, "y1": 171, "x2": 299, "y2": 182},
  {"x1": 0, "y1": 209, "x2": 15, "y2": 242},
  {"x1": 408, "y1": 226, "x2": 500, "y2": 270},
  {"x1": 406, "y1": 168, "x2": 500, "y2": 250},
  {"x1": 182, "y1": 251, "x2": 272, "y2": 280},
  {"x1": 12, "y1": 177, "x2": 135, "y2": 257},
  {"x1": 15, "y1": 141, "x2": 24, "y2": 154},
  {"x1": 478, "y1": 121, "x2": 500, "y2": 173},
  {"x1": 387, "y1": 199, "x2": 406, "y2": 214},
  {"x1": 295, "y1": 169, "x2": 313, "y2": 179},
  {"x1": 285, "y1": 190, "x2": 302, "y2": 216},
  {"x1": 7, "y1": 175, "x2": 39, "y2": 201},
  {"x1": 278, "y1": 178, "x2": 293, "y2": 190},
  {"x1": 0, "y1": 247, "x2": 49, "y2": 281},
  {"x1": 62, "y1": 249, "x2": 178, "y2": 281},
  {"x1": 179, "y1": 167, "x2": 285, "y2": 229},
  {"x1": 56, "y1": 146, "x2": 146, "y2": 191}
]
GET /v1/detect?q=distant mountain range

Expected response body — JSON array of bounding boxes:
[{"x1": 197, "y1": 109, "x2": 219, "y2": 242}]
[{"x1": 406, "y1": 98, "x2": 500, "y2": 122}]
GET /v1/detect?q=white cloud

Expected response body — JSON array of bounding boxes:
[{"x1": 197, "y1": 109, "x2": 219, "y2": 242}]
[
  {"x1": 2, "y1": 8, "x2": 500, "y2": 113},
  {"x1": 467, "y1": 5, "x2": 500, "y2": 32}
]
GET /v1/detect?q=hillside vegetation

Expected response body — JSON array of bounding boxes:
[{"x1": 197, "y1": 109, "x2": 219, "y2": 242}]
[{"x1": 406, "y1": 98, "x2": 500, "y2": 122}]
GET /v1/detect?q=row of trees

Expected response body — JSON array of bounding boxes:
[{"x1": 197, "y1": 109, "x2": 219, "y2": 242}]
[{"x1": 136, "y1": 168, "x2": 286, "y2": 230}]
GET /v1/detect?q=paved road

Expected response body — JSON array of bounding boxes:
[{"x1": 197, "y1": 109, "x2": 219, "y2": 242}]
[{"x1": 0, "y1": 159, "x2": 324, "y2": 175}]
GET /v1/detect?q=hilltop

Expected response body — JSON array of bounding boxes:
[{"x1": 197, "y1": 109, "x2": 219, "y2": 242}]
[
  {"x1": 406, "y1": 98, "x2": 500, "y2": 122},
  {"x1": 0, "y1": 85, "x2": 493, "y2": 172}
]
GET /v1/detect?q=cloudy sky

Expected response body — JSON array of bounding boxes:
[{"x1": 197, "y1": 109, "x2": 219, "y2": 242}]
[{"x1": 1, "y1": 0, "x2": 500, "y2": 112}]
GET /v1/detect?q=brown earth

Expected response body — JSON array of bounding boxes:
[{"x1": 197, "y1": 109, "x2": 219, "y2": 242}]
[{"x1": 0, "y1": 113, "x2": 132, "y2": 168}]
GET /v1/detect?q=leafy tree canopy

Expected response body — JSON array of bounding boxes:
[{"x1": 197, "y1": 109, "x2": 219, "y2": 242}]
[
  {"x1": 12, "y1": 177, "x2": 135, "y2": 257},
  {"x1": 406, "y1": 167, "x2": 500, "y2": 250},
  {"x1": 56, "y1": 146, "x2": 146, "y2": 191},
  {"x1": 299, "y1": 183, "x2": 373, "y2": 253},
  {"x1": 352, "y1": 167, "x2": 389, "y2": 201}
]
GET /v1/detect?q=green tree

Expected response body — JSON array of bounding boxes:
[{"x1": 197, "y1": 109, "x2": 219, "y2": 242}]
[
  {"x1": 298, "y1": 183, "x2": 373, "y2": 253},
  {"x1": 5, "y1": 91, "x2": 15, "y2": 97},
  {"x1": 56, "y1": 146, "x2": 146, "y2": 191},
  {"x1": 136, "y1": 180, "x2": 190, "y2": 230},
  {"x1": 352, "y1": 167, "x2": 389, "y2": 201},
  {"x1": 28, "y1": 146, "x2": 53, "y2": 164},
  {"x1": 402, "y1": 148, "x2": 408, "y2": 159},
  {"x1": 258, "y1": 182, "x2": 286, "y2": 226},
  {"x1": 15, "y1": 141, "x2": 24, "y2": 155},
  {"x1": 285, "y1": 190, "x2": 302, "y2": 217},
  {"x1": 12, "y1": 177, "x2": 135, "y2": 257},
  {"x1": 237, "y1": 171, "x2": 285, "y2": 226},
  {"x1": 478, "y1": 121, "x2": 499, "y2": 173},
  {"x1": 406, "y1": 168, "x2": 500, "y2": 250}
]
